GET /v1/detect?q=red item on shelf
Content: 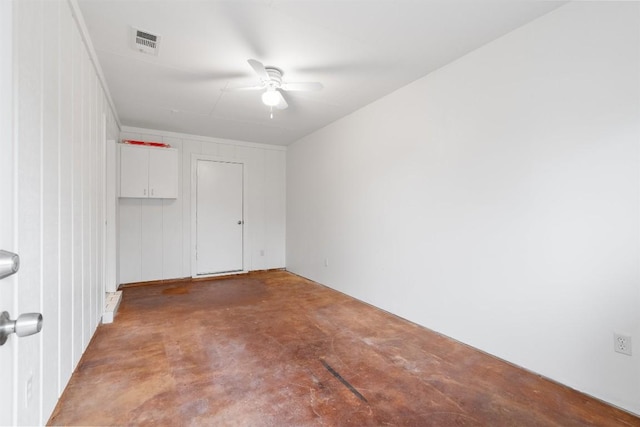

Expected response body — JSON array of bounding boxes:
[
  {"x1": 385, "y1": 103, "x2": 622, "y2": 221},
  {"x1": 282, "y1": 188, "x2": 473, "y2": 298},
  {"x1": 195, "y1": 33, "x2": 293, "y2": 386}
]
[{"x1": 122, "y1": 139, "x2": 171, "y2": 148}]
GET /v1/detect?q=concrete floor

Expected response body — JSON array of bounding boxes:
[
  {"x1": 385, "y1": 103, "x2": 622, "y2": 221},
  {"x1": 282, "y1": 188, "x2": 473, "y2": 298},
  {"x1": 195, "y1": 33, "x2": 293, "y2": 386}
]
[{"x1": 49, "y1": 271, "x2": 639, "y2": 426}]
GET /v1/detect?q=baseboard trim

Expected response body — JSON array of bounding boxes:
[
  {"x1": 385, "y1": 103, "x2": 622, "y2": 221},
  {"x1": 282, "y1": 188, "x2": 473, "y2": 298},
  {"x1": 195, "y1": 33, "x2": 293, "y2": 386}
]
[
  {"x1": 119, "y1": 277, "x2": 192, "y2": 289},
  {"x1": 119, "y1": 268, "x2": 286, "y2": 289}
]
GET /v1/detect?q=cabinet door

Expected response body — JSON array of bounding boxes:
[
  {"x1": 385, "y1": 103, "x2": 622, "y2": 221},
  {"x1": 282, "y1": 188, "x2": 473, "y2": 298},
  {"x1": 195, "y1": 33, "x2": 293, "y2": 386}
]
[
  {"x1": 120, "y1": 145, "x2": 149, "y2": 198},
  {"x1": 148, "y1": 148, "x2": 178, "y2": 198}
]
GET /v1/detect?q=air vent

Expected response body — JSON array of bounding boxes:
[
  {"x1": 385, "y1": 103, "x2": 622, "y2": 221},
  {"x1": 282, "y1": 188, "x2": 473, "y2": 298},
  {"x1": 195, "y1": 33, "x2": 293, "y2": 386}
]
[{"x1": 132, "y1": 28, "x2": 160, "y2": 55}]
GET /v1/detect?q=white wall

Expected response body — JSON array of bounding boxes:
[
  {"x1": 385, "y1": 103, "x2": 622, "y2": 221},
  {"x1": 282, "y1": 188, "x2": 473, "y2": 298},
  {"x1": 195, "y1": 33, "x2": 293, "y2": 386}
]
[
  {"x1": 287, "y1": 2, "x2": 640, "y2": 415},
  {"x1": 118, "y1": 127, "x2": 286, "y2": 284},
  {"x1": 10, "y1": 0, "x2": 120, "y2": 424}
]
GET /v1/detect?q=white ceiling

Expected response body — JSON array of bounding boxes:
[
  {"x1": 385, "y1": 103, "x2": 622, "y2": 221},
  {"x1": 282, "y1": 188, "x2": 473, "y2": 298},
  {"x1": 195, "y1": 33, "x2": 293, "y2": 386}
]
[{"x1": 78, "y1": 0, "x2": 565, "y2": 146}]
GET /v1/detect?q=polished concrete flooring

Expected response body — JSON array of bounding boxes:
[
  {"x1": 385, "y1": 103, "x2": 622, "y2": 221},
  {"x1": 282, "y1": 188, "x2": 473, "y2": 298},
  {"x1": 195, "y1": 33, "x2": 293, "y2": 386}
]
[{"x1": 49, "y1": 271, "x2": 639, "y2": 426}]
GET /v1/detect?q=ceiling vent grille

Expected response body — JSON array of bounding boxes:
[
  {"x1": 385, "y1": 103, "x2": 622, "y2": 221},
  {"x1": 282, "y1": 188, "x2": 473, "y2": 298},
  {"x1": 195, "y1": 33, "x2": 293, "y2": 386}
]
[{"x1": 133, "y1": 28, "x2": 160, "y2": 55}]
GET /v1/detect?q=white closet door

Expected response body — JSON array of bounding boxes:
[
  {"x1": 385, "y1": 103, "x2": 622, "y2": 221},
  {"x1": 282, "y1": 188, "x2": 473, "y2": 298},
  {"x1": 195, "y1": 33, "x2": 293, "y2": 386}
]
[{"x1": 196, "y1": 160, "x2": 243, "y2": 275}]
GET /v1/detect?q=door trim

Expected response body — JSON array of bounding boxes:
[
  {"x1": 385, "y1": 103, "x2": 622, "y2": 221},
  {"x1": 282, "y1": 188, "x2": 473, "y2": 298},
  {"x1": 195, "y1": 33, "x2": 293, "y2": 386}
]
[
  {"x1": 104, "y1": 137, "x2": 117, "y2": 293},
  {"x1": 190, "y1": 154, "x2": 248, "y2": 278}
]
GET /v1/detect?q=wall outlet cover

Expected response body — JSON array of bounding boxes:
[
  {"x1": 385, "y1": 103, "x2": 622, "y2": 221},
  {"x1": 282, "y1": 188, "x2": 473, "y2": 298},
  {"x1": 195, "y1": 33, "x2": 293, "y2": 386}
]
[{"x1": 614, "y1": 333, "x2": 632, "y2": 356}]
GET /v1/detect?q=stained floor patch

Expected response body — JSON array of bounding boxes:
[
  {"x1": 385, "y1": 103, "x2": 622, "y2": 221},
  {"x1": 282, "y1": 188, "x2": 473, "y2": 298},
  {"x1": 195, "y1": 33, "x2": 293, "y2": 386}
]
[{"x1": 320, "y1": 359, "x2": 368, "y2": 403}]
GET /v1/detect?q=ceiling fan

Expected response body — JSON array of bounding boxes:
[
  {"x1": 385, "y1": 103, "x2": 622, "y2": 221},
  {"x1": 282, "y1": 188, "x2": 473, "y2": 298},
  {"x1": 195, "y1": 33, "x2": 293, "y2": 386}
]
[{"x1": 230, "y1": 59, "x2": 323, "y2": 116}]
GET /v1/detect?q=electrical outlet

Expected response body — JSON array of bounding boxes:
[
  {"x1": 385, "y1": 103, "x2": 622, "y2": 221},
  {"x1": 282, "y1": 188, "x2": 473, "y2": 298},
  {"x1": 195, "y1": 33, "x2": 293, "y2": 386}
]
[{"x1": 614, "y1": 333, "x2": 632, "y2": 356}]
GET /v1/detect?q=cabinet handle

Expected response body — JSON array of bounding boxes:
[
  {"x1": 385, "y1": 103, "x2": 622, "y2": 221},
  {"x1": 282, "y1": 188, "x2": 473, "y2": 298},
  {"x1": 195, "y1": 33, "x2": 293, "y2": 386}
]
[{"x1": 143, "y1": 188, "x2": 147, "y2": 196}]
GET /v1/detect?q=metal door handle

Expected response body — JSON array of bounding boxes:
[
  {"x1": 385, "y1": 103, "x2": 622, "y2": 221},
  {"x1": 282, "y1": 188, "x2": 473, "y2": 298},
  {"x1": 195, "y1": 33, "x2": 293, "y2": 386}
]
[
  {"x1": 0, "y1": 311, "x2": 43, "y2": 346},
  {"x1": 237, "y1": 220, "x2": 243, "y2": 225},
  {"x1": 0, "y1": 250, "x2": 19, "y2": 280}
]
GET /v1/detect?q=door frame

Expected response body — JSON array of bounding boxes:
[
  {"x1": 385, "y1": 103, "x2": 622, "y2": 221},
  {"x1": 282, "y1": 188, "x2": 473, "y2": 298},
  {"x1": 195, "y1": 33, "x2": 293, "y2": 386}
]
[
  {"x1": 190, "y1": 153, "x2": 248, "y2": 278},
  {"x1": 104, "y1": 137, "x2": 117, "y2": 293}
]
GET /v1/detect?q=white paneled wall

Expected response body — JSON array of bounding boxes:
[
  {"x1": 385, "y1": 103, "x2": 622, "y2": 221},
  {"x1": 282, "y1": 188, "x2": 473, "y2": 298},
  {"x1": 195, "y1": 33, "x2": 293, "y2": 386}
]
[
  {"x1": 11, "y1": 0, "x2": 119, "y2": 424},
  {"x1": 118, "y1": 127, "x2": 286, "y2": 284}
]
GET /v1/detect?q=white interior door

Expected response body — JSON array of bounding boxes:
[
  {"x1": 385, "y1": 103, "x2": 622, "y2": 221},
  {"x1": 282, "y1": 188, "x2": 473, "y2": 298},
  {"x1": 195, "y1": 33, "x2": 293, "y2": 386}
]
[{"x1": 196, "y1": 160, "x2": 244, "y2": 275}]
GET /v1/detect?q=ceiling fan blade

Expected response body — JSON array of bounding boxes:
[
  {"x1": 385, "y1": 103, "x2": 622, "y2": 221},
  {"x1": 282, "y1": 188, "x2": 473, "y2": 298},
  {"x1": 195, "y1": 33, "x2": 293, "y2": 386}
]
[
  {"x1": 275, "y1": 90, "x2": 288, "y2": 110},
  {"x1": 248, "y1": 59, "x2": 270, "y2": 82},
  {"x1": 224, "y1": 85, "x2": 265, "y2": 91},
  {"x1": 280, "y1": 82, "x2": 323, "y2": 91}
]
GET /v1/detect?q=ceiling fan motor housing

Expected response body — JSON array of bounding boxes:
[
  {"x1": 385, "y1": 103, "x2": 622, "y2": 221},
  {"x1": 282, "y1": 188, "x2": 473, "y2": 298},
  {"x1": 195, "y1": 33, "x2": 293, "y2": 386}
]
[{"x1": 265, "y1": 67, "x2": 283, "y2": 88}]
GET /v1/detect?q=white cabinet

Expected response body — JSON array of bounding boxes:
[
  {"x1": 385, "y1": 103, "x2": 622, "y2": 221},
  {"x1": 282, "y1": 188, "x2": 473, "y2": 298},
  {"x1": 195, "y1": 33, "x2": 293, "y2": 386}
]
[
  {"x1": 148, "y1": 149, "x2": 178, "y2": 198},
  {"x1": 120, "y1": 145, "x2": 148, "y2": 198},
  {"x1": 119, "y1": 144, "x2": 178, "y2": 198}
]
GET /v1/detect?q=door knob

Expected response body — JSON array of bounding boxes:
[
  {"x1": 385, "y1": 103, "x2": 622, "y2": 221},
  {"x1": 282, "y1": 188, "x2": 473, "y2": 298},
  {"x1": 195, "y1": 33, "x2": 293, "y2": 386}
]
[
  {"x1": 0, "y1": 250, "x2": 20, "y2": 280},
  {"x1": 237, "y1": 220, "x2": 243, "y2": 225},
  {"x1": 0, "y1": 311, "x2": 43, "y2": 346}
]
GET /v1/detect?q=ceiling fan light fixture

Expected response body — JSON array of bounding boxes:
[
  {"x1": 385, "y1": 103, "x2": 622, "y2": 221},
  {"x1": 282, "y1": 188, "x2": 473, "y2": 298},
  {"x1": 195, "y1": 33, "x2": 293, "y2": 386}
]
[{"x1": 262, "y1": 89, "x2": 281, "y2": 107}]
